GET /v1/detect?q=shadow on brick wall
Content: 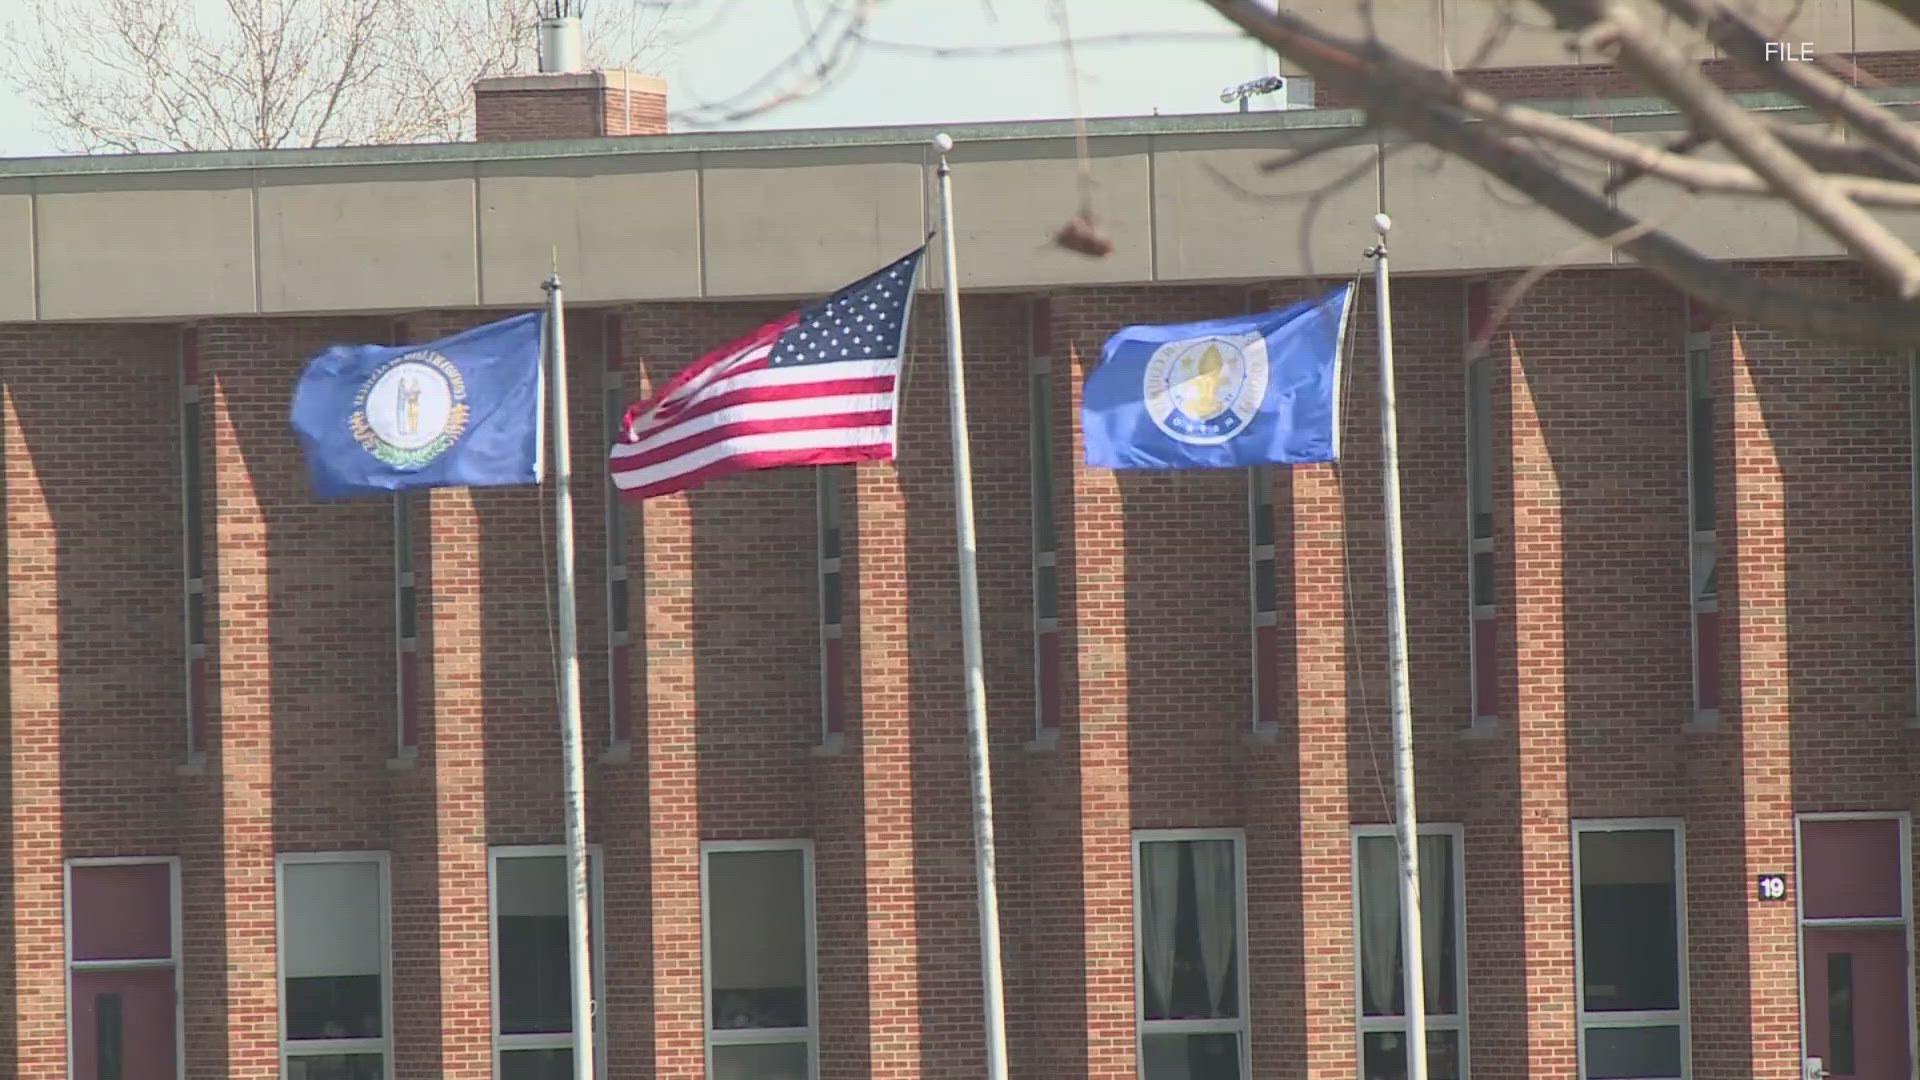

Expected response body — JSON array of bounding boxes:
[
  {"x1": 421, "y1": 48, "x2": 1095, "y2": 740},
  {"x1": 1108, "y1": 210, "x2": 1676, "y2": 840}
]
[
  {"x1": 223, "y1": 317, "x2": 420, "y2": 1076},
  {"x1": 895, "y1": 295, "x2": 1039, "y2": 1079},
  {"x1": 13, "y1": 323, "x2": 205, "y2": 1076}
]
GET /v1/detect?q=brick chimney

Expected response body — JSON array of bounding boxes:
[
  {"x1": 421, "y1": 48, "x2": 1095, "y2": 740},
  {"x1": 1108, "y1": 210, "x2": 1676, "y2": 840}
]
[{"x1": 474, "y1": 70, "x2": 669, "y2": 141}]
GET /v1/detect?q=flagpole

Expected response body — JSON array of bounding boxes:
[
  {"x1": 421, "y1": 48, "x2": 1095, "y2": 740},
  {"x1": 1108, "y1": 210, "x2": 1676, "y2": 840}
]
[
  {"x1": 932, "y1": 131, "x2": 1011, "y2": 1080},
  {"x1": 1366, "y1": 209, "x2": 1429, "y2": 1080},
  {"x1": 542, "y1": 272, "x2": 597, "y2": 1080}
]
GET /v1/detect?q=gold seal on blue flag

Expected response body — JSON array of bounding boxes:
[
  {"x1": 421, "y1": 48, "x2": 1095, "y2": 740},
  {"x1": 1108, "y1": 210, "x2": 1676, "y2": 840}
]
[
  {"x1": 1143, "y1": 334, "x2": 1269, "y2": 445},
  {"x1": 1082, "y1": 284, "x2": 1354, "y2": 470}
]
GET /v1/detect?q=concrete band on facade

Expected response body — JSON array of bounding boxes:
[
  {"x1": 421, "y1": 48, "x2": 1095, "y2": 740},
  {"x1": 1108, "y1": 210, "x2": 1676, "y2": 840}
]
[{"x1": 4, "y1": 24, "x2": 1920, "y2": 1080}]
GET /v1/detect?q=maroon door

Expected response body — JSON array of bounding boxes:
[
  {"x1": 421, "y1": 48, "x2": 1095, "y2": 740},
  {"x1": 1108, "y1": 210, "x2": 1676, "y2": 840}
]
[
  {"x1": 1802, "y1": 927, "x2": 1910, "y2": 1080},
  {"x1": 71, "y1": 968, "x2": 177, "y2": 1080},
  {"x1": 1799, "y1": 818, "x2": 1912, "y2": 1080}
]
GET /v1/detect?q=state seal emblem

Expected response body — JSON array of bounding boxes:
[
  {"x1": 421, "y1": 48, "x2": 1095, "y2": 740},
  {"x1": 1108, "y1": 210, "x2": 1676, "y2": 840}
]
[
  {"x1": 1143, "y1": 333, "x2": 1268, "y2": 445},
  {"x1": 350, "y1": 350, "x2": 470, "y2": 468}
]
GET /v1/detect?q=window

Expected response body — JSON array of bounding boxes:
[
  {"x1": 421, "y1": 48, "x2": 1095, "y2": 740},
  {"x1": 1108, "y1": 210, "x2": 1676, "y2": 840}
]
[
  {"x1": 604, "y1": 314, "x2": 634, "y2": 754},
  {"x1": 1249, "y1": 466, "x2": 1279, "y2": 731},
  {"x1": 1352, "y1": 826, "x2": 1467, "y2": 1080},
  {"x1": 180, "y1": 328, "x2": 207, "y2": 765},
  {"x1": 1133, "y1": 830, "x2": 1249, "y2": 1080},
  {"x1": 277, "y1": 853, "x2": 391, "y2": 1080},
  {"x1": 702, "y1": 842, "x2": 818, "y2": 1080},
  {"x1": 1031, "y1": 297, "x2": 1061, "y2": 741},
  {"x1": 490, "y1": 846, "x2": 606, "y2": 1080},
  {"x1": 1911, "y1": 358, "x2": 1920, "y2": 724},
  {"x1": 1573, "y1": 822, "x2": 1689, "y2": 1080},
  {"x1": 818, "y1": 469, "x2": 846, "y2": 743},
  {"x1": 1465, "y1": 281, "x2": 1498, "y2": 729},
  {"x1": 392, "y1": 493, "x2": 418, "y2": 760},
  {"x1": 67, "y1": 858, "x2": 182, "y2": 1080},
  {"x1": 1685, "y1": 331, "x2": 1718, "y2": 721}
]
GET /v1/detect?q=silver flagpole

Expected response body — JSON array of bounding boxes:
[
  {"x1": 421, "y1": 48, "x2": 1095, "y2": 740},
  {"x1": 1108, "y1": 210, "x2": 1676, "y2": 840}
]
[
  {"x1": 542, "y1": 272, "x2": 597, "y2": 1080},
  {"x1": 932, "y1": 131, "x2": 1011, "y2": 1080},
  {"x1": 1366, "y1": 208, "x2": 1429, "y2": 1080}
]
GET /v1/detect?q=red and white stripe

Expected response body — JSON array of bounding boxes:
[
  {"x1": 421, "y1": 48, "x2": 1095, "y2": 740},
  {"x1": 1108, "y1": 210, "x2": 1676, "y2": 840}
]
[{"x1": 608, "y1": 312, "x2": 902, "y2": 500}]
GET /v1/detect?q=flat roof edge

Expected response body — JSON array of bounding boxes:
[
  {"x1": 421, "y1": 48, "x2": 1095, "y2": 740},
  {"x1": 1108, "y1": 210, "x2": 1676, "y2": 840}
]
[{"x1": 0, "y1": 87, "x2": 1915, "y2": 178}]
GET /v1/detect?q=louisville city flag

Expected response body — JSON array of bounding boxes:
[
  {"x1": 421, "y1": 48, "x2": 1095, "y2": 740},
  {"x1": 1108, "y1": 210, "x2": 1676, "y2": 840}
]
[
  {"x1": 1082, "y1": 283, "x2": 1354, "y2": 469},
  {"x1": 609, "y1": 246, "x2": 926, "y2": 500},
  {"x1": 291, "y1": 311, "x2": 545, "y2": 497}
]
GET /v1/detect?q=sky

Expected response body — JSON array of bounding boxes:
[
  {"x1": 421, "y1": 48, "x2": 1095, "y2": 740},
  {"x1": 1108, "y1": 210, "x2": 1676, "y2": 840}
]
[{"x1": 0, "y1": 0, "x2": 1295, "y2": 157}]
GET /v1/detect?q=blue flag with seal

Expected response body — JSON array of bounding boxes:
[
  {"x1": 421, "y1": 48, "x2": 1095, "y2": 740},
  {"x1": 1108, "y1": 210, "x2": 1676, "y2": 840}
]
[
  {"x1": 1082, "y1": 284, "x2": 1354, "y2": 469},
  {"x1": 291, "y1": 311, "x2": 544, "y2": 497}
]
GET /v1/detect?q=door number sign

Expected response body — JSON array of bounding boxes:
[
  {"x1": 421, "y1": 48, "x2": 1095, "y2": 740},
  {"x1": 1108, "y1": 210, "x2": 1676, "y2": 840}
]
[{"x1": 1757, "y1": 874, "x2": 1789, "y2": 902}]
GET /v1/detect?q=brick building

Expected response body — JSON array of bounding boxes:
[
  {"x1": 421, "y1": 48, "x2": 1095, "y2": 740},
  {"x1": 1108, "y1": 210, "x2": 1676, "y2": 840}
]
[{"x1": 2, "y1": 4, "x2": 1918, "y2": 1079}]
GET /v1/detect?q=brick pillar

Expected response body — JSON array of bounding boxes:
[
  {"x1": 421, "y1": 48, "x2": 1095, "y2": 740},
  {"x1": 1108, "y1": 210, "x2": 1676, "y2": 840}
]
[
  {"x1": 4, "y1": 329, "x2": 69, "y2": 1077},
  {"x1": 1720, "y1": 324, "x2": 1802, "y2": 1080},
  {"x1": 198, "y1": 321, "x2": 287, "y2": 1079},
  {"x1": 1239, "y1": 280, "x2": 1352, "y2": 1076},
  {"x1": 847, "y1": 431, "x2": 924, "y2": 1077},
  {"x1": 392, "y1": 314, "x2": 494, "y2": 1080},
  {"x1": 1502, "y1": 308, "x2": 1579, "y2": 1079},
  {"x1": 1294, "y1": 451, "x2": 1358, "y2": 1070},
  {"x1": 635, "y1": 358, "x2": 703, "y2": 1079},
  {"x1": 1053, "y1": 293, "x2": 1135, "y2": 1080},
  {"x1": 473, "y1": 71, "x2": 668, "y2": 141}
]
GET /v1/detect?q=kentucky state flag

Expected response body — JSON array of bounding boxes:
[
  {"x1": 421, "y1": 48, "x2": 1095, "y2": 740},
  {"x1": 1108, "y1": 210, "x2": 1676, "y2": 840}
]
[
  {"x1": 1082, "y1": 284, "x2": 1354, "y2": 469},
  {"x1": 291, "y1": 312, "x2": 544, "y2": 497}
]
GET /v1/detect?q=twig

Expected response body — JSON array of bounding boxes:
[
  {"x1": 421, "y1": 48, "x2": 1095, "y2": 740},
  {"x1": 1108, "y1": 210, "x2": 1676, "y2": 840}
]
[
  {"x1": 1257, "y1": 124, "x2": 1373, "y2": 174},
  {"x1": 1476, "y1": 189, "x2": 1695, "y2": 350},
  {"x1": 1603, "y1": 129, "x2": 1706, "y2": 194}
]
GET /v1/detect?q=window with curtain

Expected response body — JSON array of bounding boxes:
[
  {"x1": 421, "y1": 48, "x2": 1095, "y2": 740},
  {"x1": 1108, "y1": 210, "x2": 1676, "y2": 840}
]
[
  {"x1": 490, "y1": 848, "x2": 605, "y2": 1080},
  {"x1": 278, "y1": 855, "x2": 389, "y2": 1080},
  {"x1": 1134, "y1": 832, "x2": 1247, "y2": 1080},
  {"x1": 603, "y1": 316, "x2": 636, "y2": 752},
  {"x1": 1465, "y1": 354, "x2": 1498, "y2": 727},
  {"x1": 179, "y1": 329, "x2": 207, "y2": 764},
  {"x1": 1353, "y1": 828, "x2": 1466, "y2": 1080},
  {"x1": 704, "y1": 843, "x2": 816, "y2": 1080},
  {"x1": 817, "y1": 468, "x2": 846, "y2": 743},
  {"x1": 1030, "y1": 299, "x2": 1061, "y2": 740},
  {"x1": 1248, "y1": 466, "x2": 1279, "y2": 731},
  {"x1": 1684, "y1": 334, "x2": 1718, "y2": 719},
  {"x1": 1575, "y1": 824, "x2": 1688, "y2": 1080}
]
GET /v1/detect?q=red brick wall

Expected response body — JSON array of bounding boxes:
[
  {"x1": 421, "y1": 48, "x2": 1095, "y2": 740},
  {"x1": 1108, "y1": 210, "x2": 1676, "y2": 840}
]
[
  {"x1": 1, "y1": 322, "x2": 182, "y2": 1076},
  {"x1": 200, "y1": 316, "x2": 397, "y2": 1079},
  {"x1": 474, "y1": 79, "x2": 668, "y2": 142},
  {"x1": 1, "y1": 259, "x2": 1917, "y2": 1079},
  {"x1": 1316, "y1": 48, "x2": 1920, "y2": 106},
  {"x1": 1713, "y1": 263, "x2": 1916, "y2": 1080}
]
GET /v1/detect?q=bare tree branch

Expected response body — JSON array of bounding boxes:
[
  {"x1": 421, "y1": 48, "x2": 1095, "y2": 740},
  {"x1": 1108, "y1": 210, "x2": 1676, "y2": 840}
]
[
  {"x1": 1650, "y1": 0, "x2": 1920, "y2": 169},
  {"x1": 1198, "y1": 0, "x2": 1920, "y2": 348},
  {"x1": 1603, "y1": 128, "x2": 1707, "y2": 193},
  {"x1": 1479, "y1": 188, "x2": 1696, "y2": 348},
  {"x1": 1537, "y1": 0, "x2": 1920, "y2": 298},
  {"x1": 1367, "y1": 58, "x2": 1920, "y2": 207},
  {"x1": 1, "y1": 0, "x2": 673, "y2": 151},
  {"x1": 1768, "y1": 122, "x2": 1920, "y2": 181}
]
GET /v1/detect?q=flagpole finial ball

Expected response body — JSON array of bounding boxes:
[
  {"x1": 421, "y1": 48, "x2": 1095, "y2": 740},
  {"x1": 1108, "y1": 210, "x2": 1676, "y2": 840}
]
[
  {"x1": 932, "y1": 133, "x2": 954, "y2": 153},
  {"x1": 1373, "y1": 212, "x2": 1392, "y2": 236}
]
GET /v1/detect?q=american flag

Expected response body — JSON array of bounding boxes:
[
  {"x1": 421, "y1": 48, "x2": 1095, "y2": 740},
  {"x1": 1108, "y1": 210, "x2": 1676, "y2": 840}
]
[{"x1": 609, "y1": 247, "x2": 926, "y2": 500}]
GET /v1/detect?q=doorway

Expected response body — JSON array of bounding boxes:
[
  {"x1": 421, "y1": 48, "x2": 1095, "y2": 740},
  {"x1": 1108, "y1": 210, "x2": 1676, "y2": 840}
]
[{"x1": 1796, "y1": 814, "x2": 1915, "y2": 1080}]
